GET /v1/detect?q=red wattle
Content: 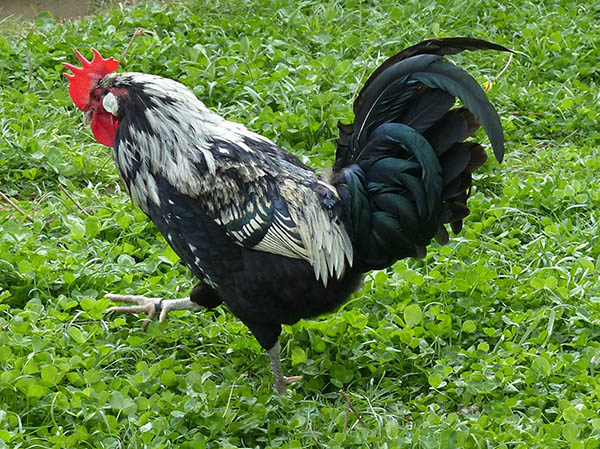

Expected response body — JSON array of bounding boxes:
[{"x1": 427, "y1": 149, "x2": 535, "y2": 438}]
[{"x1": 91, "y1": 110, "x2": 118, "y2": 147}]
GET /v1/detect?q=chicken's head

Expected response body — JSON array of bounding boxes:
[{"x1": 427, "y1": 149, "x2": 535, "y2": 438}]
[{"x1": 63, "y1": 49, "x2": 119, "y2": 147}]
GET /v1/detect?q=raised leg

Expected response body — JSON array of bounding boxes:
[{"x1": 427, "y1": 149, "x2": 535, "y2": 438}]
[
  {"x1": 105, "y1": 294, "x2": 202, "y2": 331},
  {"x1": 268, "y1": 341, "x2": 303, "y2": 394}
]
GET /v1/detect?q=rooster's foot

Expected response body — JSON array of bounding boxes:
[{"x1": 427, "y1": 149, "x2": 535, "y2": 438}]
[{"x1": 105, "y1": 294, "x2": 201, "y2": 331}]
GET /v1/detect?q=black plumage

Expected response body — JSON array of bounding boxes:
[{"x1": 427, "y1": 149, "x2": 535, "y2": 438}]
[{"x1": 65, "y1": 37, "x2": 510, "y2": 392}]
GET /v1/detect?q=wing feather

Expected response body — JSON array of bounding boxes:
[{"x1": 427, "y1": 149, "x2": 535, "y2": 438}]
[{"x1": 203, "y1": 138, "x2": 353, "y2": 285}]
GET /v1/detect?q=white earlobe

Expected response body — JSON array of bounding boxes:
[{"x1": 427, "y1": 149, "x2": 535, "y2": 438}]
[{"x1": 103, "y1": 92, "x2": 119, "y2": 116}]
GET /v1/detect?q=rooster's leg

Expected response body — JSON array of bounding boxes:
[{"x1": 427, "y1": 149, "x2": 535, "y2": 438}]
[
  {"x1": 268, "y1": 341, "x2": 303, "y2": 394},
  {"x1": 105, "y1": 294, "x2": 202, "y2": 331}
]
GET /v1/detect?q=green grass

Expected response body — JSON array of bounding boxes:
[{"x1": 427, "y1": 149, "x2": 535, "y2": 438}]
[{"x1": 1, "y1": 0, "x2": 600, "y2": 447}]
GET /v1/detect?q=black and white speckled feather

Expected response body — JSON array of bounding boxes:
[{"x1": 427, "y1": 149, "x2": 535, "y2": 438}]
[{"x1": 99, "y1": 72, "x2": 353, "y2": 286}]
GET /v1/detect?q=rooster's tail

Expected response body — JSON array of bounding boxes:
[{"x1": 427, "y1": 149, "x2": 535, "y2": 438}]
[{"x1": 332, "y1": 37, "x2": 510, "y2": 272}]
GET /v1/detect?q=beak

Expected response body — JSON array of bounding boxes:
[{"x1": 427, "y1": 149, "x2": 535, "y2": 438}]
[{"x1": 83, "y1": 110, "x2": 93, "y2": 125}]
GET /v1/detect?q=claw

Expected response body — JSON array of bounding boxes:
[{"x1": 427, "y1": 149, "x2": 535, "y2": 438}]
[
  {"x1": 273, "y1": 375, "x2": 303, "y2": 394},
  {"x1": 105, "y1": 294, "x2": 163, "y2": 331},
  {"x1": 104, "y1": 294, "x2": 200, "y2": 331},
  {"x1": 284, "y1": 376, "x2": 304, "y2": 385}
]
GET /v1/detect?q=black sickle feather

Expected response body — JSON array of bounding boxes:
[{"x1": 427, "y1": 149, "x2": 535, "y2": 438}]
[
  {"x1": 353, "y1": 54, "x2": 440, "y2": 149},
  {"x1": 398, "y1": 88, "x2": 456, "y2": 133},
  {"x1": 411, "y1": 60, "x2": 505, "y2": 162},
  {"x1": 357, "y1": 37, "x2": 512, "y2": 106}
]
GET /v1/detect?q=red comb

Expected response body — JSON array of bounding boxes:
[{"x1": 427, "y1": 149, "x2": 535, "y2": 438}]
[{"x1": 62, "y1": 48, "x2": 119, "y2": 110}]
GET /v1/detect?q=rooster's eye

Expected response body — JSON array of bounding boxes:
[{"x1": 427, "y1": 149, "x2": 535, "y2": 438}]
[{"x1": 102, "y1": 92, "x2": 119, "y2": 116}]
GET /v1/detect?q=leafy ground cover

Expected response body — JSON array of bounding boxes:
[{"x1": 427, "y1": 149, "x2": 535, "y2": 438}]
[{"x1": 1, "y1": 0, "x2": 600, "y2": 447}]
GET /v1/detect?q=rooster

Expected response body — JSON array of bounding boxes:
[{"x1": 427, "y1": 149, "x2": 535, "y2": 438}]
[{"x1": 64, "y1": 37, "x2": 509, "y2": 393}]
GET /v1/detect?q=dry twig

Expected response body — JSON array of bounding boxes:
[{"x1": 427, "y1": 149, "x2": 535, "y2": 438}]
[
  {"x1": 120, "y1": 28, "x2": 157, "y2": 63},
  {"x1": 0, "y1": 191, "x2": 34, "y2": 223},
  {"x1": 483, "y1": 52, "x2": 514, "y2": 91},
  {"x1": 59, "y1": 184, "x2": 90, "y2": 216},
  {"x1": 339, "y1": 389, "x2": 367, "y2": 430}
]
